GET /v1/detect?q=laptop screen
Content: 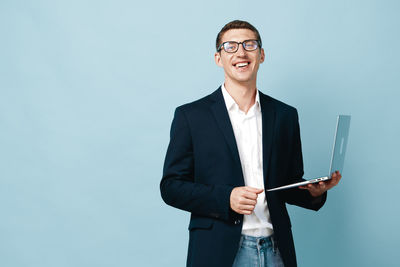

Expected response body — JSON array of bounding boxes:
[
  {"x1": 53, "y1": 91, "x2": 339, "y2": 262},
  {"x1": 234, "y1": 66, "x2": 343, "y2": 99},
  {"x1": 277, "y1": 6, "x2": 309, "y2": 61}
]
[{"x1": 329, "y1": 115, "x2": 351, "y2": 176}]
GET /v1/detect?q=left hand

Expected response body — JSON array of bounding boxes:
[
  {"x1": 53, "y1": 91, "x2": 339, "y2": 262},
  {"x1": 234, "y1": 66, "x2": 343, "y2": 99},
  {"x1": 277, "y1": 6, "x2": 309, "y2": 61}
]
[{"x1": 299, "y1": 171, "x2": 342, "y2": 197}]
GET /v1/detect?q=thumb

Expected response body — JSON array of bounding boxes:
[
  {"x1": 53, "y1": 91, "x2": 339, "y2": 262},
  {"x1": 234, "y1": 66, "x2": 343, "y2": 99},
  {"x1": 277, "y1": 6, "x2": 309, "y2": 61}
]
[{"x1": 245, "y1": 187, "x2": 264, "y2": 194}]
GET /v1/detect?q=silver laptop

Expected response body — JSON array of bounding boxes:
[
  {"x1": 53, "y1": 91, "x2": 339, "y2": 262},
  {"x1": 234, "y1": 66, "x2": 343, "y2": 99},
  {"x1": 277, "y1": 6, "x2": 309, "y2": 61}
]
[{"x1": 267, "y1": 115, "x2": 351, "y2": 192}]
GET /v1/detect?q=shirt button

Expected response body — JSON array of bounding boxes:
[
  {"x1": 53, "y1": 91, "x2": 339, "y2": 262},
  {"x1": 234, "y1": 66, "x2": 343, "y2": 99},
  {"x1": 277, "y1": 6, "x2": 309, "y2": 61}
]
[{"x1": 234, "y1": 219, "x2": 241, "y2": 225}]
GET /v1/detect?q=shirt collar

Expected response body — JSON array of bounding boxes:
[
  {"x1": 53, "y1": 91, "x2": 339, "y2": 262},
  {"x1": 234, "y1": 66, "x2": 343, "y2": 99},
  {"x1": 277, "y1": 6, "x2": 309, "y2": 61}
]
[{"x1": 221, "y1": 83, "x2": 260, "y2": 112}]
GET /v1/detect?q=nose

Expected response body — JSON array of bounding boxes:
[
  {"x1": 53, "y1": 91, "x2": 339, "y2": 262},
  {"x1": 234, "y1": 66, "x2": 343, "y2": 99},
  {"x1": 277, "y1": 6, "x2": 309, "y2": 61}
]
[{"x1": 236, "y1": 43, "x2": 246, "y2": 56}]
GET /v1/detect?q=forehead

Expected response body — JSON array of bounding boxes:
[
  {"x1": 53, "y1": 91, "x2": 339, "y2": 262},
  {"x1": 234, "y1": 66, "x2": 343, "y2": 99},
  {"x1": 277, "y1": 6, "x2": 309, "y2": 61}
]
[{"x1": 221, "y1": 29, "x2": 257, "y2": 42}]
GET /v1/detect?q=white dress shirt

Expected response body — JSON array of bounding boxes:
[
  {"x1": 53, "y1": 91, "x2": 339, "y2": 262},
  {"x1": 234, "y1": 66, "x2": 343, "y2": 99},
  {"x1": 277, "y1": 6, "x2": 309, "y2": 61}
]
[{"x1": 221, "y1": 84, "x2": 274, "y2": 237}]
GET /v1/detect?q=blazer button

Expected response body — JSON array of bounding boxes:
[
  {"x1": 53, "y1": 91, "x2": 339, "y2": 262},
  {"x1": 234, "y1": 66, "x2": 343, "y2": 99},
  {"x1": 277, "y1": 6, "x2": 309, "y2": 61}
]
[{"x1": 234, "y1": 219, "x2": 241, "y2": 225}]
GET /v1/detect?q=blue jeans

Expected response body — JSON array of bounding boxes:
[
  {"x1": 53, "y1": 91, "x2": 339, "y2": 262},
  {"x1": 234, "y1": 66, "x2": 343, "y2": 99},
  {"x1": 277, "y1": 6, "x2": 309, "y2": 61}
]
[{"x1": 232, "y1": 235, "x2": 285, "y2": 267}]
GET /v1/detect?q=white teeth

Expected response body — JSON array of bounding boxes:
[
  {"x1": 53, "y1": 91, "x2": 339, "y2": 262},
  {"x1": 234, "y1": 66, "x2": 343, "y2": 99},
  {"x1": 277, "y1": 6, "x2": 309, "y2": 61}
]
[{"x1": 236, "y1": 62, "x2": 249, "y2": 67}]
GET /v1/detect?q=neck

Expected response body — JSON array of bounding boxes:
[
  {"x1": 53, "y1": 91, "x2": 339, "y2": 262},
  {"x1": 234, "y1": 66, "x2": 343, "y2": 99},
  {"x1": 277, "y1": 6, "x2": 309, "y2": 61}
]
[{"x1": 224, "y1": 78, "x2": 257, "y2": 114}]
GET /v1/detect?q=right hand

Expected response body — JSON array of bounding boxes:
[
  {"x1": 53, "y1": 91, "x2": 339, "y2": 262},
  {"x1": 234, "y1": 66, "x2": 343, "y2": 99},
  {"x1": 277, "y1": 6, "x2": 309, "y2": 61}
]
[{"x1": 230, "y1": 186, "x2": 264, "y2": 215}]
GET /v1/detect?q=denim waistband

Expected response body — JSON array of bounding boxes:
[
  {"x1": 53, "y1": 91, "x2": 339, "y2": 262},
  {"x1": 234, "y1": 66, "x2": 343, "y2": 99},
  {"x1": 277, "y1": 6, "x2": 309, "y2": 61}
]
[{"x1": 239, "y1": 234, "x2": 278, "y2": 252}]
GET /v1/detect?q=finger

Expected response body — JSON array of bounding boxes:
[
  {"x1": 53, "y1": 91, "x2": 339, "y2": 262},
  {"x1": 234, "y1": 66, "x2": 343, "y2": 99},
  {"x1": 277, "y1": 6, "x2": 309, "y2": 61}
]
[
  {"x1": 240, "y1": 205, "x2": 255, "y2": 211},
  {"x1": 329, "y1": 176, "x2": 338, "y2": 186},
  {"x1": 241, "y1": 210, "x2": 252, "y2": 215},
  {"x1": 318, "y1": 182, "x2": 326, "y2": 190},
  {"x1": 312, "y1": 183, "x2": 327, "y2": 193},
  {"x1": 307, "y1": 183, "x2": 321, "y2": 192},
  {"x1": 305, "y1": 183, "x2": 317, "y2": 190},
  {"x1": 329, "y1": 172, "x2": 340, "y2": 184},
  {"x1": 299, "y1": 183, "x2": 315, "y2": 190},
  {"x1": 245, "y1": 187, "x2": 264, "y2": 194},
  {"x1": 335, "y1": 171, "x2": 342, "y2": 181},
  {"x1": 310, "y1": 182, "x2": 325, "y2": 190},
  {"x1": 331, "y1": 171, "x2": 341, "y2": 180},
  {"x1": 235, "y1": 207, "x2": 253, "y2": 215},
  {"x1": 243, "y1": 191, "x2": 258, "y2": 200},
  {"x1": 240, "y1": 198, "x2": 257, "y2": 205}
]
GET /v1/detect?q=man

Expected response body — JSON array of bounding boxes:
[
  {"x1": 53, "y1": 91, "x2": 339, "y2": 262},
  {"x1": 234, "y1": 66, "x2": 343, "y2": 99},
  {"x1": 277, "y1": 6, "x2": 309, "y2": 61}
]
[{"x1": 160, "y1": 20, "x2": 341, "y2": 267}]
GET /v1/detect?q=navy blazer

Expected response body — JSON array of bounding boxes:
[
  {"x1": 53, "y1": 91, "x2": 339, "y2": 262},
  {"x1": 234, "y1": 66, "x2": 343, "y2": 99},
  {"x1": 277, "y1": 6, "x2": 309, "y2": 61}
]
[{"x1": 160, "y1": 87, "x2": 326, "y2": 267}]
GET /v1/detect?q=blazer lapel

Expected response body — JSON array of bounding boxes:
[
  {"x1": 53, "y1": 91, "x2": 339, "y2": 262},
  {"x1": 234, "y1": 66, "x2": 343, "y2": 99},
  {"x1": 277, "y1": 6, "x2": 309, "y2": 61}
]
[
  {"x1": 210, "y1": 88, "x2": 243, "y2": 184},
  {"x1": 209, "y1": 88, "x2": 275, "y2": 187},
  {"x1": 260, "y1": 92, "x2": 276, "y2": 189}
]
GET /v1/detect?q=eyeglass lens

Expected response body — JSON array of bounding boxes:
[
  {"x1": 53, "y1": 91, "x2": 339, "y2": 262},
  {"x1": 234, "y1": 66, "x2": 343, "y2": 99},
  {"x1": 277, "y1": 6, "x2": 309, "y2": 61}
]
[{"x1": 222, "y1": 40, "x2": 259, "y2": 53}]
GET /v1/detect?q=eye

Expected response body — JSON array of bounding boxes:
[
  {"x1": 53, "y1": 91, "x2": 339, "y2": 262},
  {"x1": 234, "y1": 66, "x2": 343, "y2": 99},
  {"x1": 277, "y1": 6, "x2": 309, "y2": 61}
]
[
  {"x1": 224, "y1": 42, "x2": 237, "y2": 51},
  {"x1": 244, "y1": 40, "x2": 258, "y2": 50}
]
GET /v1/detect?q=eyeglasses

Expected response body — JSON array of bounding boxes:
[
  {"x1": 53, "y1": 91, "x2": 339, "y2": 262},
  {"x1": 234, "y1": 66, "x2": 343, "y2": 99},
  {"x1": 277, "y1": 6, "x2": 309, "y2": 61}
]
[{"x1": 217, "y1": 39, "x2": 262, "y2": 53}]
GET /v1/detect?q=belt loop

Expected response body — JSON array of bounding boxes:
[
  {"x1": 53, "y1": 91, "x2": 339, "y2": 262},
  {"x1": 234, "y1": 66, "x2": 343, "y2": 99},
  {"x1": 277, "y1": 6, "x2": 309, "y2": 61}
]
[
  {"x1": 238, "y1": 235, "x2": 244, "y2": 248},
  {"x1": 271, "y1": 236, "x2": 277, "y2": 253}
]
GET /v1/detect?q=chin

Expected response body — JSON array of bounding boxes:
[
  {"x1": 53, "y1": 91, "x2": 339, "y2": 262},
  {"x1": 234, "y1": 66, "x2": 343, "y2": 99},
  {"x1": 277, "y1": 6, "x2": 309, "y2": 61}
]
[
  {"x1": 225, "y1": 71, "x2": 256, "y2": 84},
  {"x1": 234, "y1": 75, "x2": 254, "y2": 83}
]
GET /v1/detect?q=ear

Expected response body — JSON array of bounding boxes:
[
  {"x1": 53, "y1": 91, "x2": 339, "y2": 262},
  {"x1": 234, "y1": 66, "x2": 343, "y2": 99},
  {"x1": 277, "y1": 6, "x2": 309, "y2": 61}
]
[
  {"x1": 260, "y1": 48, "x2": 265, "y2": 64},
  {"x1": 214, "y1": 52, "x2": 223, "y2": 67}
]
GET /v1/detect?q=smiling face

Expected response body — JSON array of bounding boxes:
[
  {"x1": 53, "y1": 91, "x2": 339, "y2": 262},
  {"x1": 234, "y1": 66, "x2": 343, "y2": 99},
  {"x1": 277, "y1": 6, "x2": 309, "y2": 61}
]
[{"x1": 215, "y1": 28, "x2": 265, "y2": 86}]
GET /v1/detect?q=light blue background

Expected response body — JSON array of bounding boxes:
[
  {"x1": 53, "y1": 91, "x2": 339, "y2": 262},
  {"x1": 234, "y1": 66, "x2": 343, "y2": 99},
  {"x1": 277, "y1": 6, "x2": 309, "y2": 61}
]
[{"x1": 1, "y1": 0, "x2": 399, "y2": 266}]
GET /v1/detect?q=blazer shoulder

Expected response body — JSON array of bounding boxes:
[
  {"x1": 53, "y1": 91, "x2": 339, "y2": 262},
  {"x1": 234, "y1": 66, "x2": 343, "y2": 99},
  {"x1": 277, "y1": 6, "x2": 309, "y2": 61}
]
[
  {"x1": 174, "y1": 89, "x2": 218, "y2": 114},
  {"x1": 260, "y1": 91, "x2": 298, "y2": 116}
]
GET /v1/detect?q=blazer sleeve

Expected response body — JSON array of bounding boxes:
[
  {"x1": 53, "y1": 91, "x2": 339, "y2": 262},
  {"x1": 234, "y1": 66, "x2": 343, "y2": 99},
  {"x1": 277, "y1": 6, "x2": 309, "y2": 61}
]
[
  {"x1": 160, "y1": 107, "x2": 235, "y2": 221},
  {"x1": 282, "y1": 109, "x2": 327, "y2": 211}
]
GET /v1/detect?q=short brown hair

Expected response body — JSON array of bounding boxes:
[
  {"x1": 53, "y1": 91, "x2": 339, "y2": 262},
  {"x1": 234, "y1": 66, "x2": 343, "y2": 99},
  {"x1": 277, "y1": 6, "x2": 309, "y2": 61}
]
[{"x1": 216, "y1": 20, "x2": 262, "y2": 51}]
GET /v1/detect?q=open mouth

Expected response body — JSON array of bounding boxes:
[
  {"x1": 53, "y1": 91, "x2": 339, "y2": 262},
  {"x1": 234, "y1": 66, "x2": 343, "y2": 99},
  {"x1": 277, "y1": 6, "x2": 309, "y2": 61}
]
[{"x1": 233, "y1": 61, "x2": 251, "y2": 69}]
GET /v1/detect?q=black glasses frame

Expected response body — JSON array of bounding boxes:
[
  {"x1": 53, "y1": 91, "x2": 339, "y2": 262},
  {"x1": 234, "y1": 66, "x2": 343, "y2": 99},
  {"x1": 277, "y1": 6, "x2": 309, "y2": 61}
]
[{"x1": 217, "y1": 39, "x2": 262, "y2": 53}]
